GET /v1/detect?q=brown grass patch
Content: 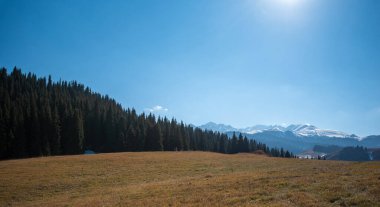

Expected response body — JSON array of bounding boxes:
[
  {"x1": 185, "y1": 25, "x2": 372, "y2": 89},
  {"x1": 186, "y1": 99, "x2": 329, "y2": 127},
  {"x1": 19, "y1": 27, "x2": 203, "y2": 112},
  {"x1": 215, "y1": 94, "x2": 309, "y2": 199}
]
[{"x1": 0, "y1": 152, "x2": 379, "y2": 206}]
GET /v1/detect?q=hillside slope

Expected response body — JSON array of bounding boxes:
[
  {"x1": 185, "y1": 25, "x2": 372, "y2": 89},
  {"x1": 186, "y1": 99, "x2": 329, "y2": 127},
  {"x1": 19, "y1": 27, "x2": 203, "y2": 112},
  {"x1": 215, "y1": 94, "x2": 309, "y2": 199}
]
[
  {"x1": 1, "y1": 152, "x2": 379, "y2": 206},
  {"x1": 0, "y1": 68, "x2": 290, "y2": 159}
]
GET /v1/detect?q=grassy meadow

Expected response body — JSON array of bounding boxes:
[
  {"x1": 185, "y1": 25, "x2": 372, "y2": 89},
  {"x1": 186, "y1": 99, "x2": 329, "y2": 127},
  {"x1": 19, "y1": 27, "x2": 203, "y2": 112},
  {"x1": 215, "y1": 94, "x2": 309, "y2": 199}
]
[{"x1": 0, "y1": 152, "x2": 380, "y2": 206}]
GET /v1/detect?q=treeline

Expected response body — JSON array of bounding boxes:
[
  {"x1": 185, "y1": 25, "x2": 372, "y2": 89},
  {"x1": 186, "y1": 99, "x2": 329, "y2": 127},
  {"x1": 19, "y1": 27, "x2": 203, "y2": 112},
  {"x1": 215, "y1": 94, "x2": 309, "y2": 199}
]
[{"x1": 0, "y1": 68, "x2": 294, "y2": 159}]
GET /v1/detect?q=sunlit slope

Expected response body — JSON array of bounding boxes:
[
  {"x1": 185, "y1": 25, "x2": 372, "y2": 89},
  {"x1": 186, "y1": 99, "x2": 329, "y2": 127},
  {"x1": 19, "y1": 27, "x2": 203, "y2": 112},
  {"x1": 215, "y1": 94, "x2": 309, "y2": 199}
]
[{"x1": 1, "y1": 152, "x2": 379, "y2": 206}]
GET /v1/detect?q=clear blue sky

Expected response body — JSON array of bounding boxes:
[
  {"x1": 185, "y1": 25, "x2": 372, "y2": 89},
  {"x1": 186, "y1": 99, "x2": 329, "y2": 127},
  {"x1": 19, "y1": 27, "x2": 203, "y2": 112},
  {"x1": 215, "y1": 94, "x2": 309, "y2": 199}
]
[{"x1": 1, "y1": 0, "x2": 379, "y2": 136}]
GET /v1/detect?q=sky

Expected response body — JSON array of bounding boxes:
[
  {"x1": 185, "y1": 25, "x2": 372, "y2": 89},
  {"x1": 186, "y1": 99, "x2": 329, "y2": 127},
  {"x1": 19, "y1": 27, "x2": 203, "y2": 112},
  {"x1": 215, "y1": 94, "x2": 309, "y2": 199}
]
[{"x1": 0, "y1": 0, "x2": 379, "y2": 136}]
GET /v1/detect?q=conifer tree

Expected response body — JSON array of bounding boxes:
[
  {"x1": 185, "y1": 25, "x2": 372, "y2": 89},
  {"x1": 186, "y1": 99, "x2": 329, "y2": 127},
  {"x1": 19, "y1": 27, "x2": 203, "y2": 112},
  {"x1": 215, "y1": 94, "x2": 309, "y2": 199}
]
[
  {"x1": 145, "y1": 123, "x2": 163, "y2": 151},
  {"x1": 126, "y1": 125, "x2": 137, "y2": 151},
  {"x1": 230, "y1": 133, "x2": 238, "y2": 154},
  {"x1": 49, "y1": 106, "x2": 61, "y2": 155},
  {"x1": 237, "y1": 133, "x2": 244, "y2": 153}
]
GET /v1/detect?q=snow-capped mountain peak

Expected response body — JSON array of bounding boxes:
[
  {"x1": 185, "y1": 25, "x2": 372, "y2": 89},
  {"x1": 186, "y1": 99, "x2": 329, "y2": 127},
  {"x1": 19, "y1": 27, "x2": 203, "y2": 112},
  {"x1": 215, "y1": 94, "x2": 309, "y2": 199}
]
[
  {"x1": 198, "y1": 122, "x2": 360, "y2": 140},
  {"x1": 280, "y1": 124, "x2": 359, "y2": 139},
  {"x1": 199, "y1": 122, "x2": 237, "y2": 133}
]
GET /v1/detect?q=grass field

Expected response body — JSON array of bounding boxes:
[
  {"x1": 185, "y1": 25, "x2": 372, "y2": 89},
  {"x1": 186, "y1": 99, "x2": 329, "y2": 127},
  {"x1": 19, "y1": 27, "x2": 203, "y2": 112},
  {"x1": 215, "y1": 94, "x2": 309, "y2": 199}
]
[{"x1": 0, "y1": 152, "x2": 380, "y2": 206}]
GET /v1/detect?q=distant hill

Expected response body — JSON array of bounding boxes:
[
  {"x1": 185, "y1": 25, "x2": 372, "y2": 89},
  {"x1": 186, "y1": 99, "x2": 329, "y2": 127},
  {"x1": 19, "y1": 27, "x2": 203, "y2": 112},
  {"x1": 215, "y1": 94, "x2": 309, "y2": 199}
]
[
  {"x1": 327, "y1": 146, "x2": 370, "y2": 161},
  {"x1": 370, "y1": 148, "x2": 380, "y2": 161},
  {"x1": 313, "y1": 145, "x2": 342, "y2": 154},
  {"x1": 297, "y1": 145, "x2": 378, "y2": 161},
  {"x1": 361, "y1": 135, "x2": 380, "y2": 146},
  {"x1": 240, "y1": 131, "x2": 379, "y2": 154}
]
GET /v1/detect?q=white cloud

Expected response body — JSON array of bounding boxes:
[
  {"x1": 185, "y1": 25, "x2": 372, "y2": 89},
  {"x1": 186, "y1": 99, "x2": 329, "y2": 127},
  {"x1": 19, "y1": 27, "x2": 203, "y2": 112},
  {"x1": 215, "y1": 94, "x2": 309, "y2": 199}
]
[{"x1": 145, "y1": 105, "x2": 168, "y2": 113}]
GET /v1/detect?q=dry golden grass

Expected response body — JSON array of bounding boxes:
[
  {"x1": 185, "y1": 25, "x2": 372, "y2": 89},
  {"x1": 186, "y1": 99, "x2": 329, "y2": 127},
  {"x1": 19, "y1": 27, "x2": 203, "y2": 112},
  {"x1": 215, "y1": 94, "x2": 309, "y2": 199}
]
[{"x1": 0, "y1": 152, "x2": 380, "y2": 206}]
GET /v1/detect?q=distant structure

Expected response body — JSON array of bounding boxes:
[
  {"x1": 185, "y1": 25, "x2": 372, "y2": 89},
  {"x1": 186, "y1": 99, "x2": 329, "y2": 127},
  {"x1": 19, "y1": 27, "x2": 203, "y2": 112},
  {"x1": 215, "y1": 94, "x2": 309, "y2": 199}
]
[
  {"x1": 297, "y1": 150, "x2": 326, "y2": 159},
  {"x1": 84, "y1": 150, "x2": 95, "y2": 155}
]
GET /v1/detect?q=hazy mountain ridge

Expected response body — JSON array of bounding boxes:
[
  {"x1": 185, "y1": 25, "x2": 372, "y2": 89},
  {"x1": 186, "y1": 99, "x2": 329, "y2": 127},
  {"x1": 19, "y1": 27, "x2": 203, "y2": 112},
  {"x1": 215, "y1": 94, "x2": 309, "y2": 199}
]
[
  {"x1": 199, "y1": 122, "x2": 237, "y2": 133},
  {"x1": 199, "y1": 122, "x2": 380, "y2": 153},
  {"x1": 199, "y1": 122, "x2": 362, "y2": 138}
]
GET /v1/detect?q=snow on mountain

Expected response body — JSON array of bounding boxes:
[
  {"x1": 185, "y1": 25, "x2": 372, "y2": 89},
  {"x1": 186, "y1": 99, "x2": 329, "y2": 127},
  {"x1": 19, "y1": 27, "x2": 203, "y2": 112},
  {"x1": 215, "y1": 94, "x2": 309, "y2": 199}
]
[
  {"x1": 286, "y1": 124, "x2": 359, "y2": 139},
  {"x1": 240, "y1": 125, "x2": 285, "y2": 134},
  {"x1": 198, "y1": 122, "x2": 360, "y2": 140},
  {"x1": 198, "y1": 122, "x2": 237, "y2": 133}
]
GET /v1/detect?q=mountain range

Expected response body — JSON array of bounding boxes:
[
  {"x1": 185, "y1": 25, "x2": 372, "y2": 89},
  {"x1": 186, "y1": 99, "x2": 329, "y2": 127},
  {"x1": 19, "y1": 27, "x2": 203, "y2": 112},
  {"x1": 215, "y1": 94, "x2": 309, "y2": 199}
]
[{"x1": 198, "y1": 122, "x2": 380, "y2": 153}]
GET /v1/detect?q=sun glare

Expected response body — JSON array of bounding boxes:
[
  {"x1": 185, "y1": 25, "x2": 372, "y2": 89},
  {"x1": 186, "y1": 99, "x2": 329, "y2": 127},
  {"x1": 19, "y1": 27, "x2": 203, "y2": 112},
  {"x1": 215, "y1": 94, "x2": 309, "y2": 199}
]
[{"x1": 279, "y1": 0, "x2": 300, "y2": 5}]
